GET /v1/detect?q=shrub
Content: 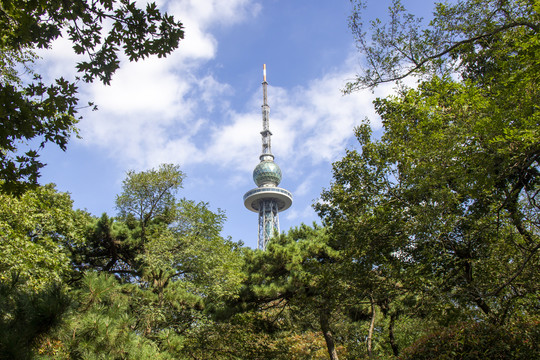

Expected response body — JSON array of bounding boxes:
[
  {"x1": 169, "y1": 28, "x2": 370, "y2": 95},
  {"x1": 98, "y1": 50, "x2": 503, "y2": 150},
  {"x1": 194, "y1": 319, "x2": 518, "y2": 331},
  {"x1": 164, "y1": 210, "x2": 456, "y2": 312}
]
[{"x1": 400, "y1": 319, "x2": 539, "y2": 360}]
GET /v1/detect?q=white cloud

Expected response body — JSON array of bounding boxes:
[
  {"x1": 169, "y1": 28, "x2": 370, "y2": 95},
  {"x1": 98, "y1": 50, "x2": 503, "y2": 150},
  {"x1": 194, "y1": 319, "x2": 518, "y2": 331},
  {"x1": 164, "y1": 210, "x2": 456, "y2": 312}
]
[
  {"x1": 77, "y1": 53, "x2": 397, "y2": 176},
  {"x1": 293, "y1": 174, "x2": 318, "y2": 197},
  {"x1": 38, "y1": 0, "x2": 400, "y2": 183},
  {"x1": 88, "y1": 58, "x2": 192, "y2": 119},
  {"x1": 56, "y1": 0, "x2": 259, "y2": 170},
  {"x1": 285, "y1": 204, "x2": 316, "y2": 222},
  {"x1": 204, "y1": 112, "x2": 260, "y2": 172},
  {"x1": 168, "y1": 0, "x2": 261, "y2": 28}
]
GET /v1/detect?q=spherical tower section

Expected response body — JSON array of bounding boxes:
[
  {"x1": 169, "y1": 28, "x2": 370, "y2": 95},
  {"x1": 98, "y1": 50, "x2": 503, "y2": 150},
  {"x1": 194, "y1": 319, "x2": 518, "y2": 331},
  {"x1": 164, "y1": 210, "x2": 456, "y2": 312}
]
[{"x1": 253, "y1": 160, "x2": 282, "y2": 187}]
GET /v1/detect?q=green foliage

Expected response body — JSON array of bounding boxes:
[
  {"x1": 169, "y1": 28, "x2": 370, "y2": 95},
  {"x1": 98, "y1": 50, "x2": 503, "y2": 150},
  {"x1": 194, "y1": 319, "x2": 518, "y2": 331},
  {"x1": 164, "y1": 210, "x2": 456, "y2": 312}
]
[
  {"x1": 318, "y1": 75, "x2": 539, "y2": 326},
  {"x1": 0, "y1": 183, "x2": 89, "y2": 290},
  {"x1": 180, "y1": 312, "x2": 281, "y2": 360},
  {"x1": 234, "y1": 224, "x2": 358, "y2": 360},
  {"x1": 44, "y1": 164, "x2": 246, "y2": 358},
  {"x1": 347, "y1": 0, "x2": 540, "y2": 90},
  {"x1": 0, "y1": 282, "x2": 70, "y2": 360},
  {"x1": 0, "y1": 47, "x2": 80, "y2": 194},
  {"x1": 181, "y1": 310, "x2": 332, "y2": 360},
  {"x1": 308, "y1": 1, "x2": 540, "y2": 357},
  {"x1": 320, "y1": 0, "x2": 539, "y2": 323},
  {"x1": 244, "y1": 224, "x2": 341, "y2": 304},
  {"x1": 0, "y1": 184, "x2": 87, "y2": 358},
  {"x1": 0, "y1": 0, "x2": 184, "y2": 193},
  {"x1": 400, "y1": 318, "x2": 540, "y2": 360},
  {"x1": 70, "y1": 164, "x2": 245, "y2": 301},
  {"x1": 165, "y1": 199, "x2": 245, "y2": 301},
  {"x1": 47, "y1": 273, "x2": 167, "y2": 359},
  {"x1": 0, "y1": 0, "x2": 184, "y2": 84},
  {"x1": 116, "y1": 163, "x2": 185, "y2": 227},
  {"x1": 43, "y1": 258, "x2": 201, "y2": 358}
]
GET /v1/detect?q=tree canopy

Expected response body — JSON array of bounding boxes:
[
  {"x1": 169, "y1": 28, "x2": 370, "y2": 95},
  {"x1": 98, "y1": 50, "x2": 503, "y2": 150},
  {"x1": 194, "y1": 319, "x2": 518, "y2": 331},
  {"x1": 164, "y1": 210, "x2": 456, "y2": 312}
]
[
  {"x1": 0, "y1": 165, "x2": 246, "y2": 359},
  {"x1": 315, "y1": 0, "x2": 539, "y2": 356}
]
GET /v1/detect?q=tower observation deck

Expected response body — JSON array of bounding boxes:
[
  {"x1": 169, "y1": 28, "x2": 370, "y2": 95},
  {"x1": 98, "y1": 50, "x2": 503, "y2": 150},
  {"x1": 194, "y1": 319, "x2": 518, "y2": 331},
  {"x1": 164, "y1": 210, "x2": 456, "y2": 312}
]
[{"x1": 244, "y1": 65, "x2": 292, "y2": 250}]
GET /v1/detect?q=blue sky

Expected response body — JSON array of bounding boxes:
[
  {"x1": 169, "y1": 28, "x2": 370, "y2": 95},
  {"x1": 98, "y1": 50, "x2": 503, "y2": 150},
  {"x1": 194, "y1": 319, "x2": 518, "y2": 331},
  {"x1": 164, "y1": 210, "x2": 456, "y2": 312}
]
[{"x1": 36, "y1": 0, "x2": 435, "y2": 248}]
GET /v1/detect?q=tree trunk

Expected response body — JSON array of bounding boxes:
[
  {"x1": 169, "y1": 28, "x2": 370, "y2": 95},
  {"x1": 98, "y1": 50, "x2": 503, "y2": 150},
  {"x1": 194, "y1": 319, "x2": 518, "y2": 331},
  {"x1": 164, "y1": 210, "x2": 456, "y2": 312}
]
[
  {"x1": 320, "y1": 309, "x2": 339, "y2": 360},
  {"x1": 367, "y1": 295, "x2": 376, "y2": 358},
  {"x1": 388, "y1": 312, "x2": 399, "y2": 356},
  {"x1": 463, "y1": 258, "x2": 492, "y2": 316}
]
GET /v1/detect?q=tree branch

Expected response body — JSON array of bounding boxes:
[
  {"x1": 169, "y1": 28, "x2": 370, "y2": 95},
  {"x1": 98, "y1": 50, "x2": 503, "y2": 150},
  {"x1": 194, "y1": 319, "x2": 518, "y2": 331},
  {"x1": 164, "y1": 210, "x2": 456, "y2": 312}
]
[{"x1": 351, "y1": 21, "x2": 539, "y2": 90}]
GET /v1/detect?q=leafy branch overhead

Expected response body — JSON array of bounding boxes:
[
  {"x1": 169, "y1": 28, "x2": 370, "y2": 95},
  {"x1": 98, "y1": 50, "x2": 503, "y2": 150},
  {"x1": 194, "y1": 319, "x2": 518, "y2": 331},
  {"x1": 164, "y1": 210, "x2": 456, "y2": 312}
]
[
  {"x1": 0, "y1": 0, "x2": 184, "y2": 85},
  {"x1": 0, "y1": 0, "x2": 184, "y2": 194},
  {"x1": 347, "y1": 0, "x2": 540, "y2": 91}
]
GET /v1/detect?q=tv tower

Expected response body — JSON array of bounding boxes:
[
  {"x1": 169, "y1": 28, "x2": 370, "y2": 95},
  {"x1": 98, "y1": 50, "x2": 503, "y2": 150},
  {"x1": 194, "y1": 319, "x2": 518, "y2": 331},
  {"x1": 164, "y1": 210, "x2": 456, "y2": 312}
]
[{"x1": 244, "y1": 65, "x2": 293, "y2": 250}]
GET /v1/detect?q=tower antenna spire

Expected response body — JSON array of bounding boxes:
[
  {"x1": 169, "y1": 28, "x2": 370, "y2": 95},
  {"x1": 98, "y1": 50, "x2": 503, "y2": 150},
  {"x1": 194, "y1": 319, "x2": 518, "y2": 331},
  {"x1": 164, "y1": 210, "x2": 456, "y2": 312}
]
[
  {"x1": 260, "y1": 64, "x2": 272, "y2": 161},
  {"x1": 244, "y1": 65, "x2": 293, "y2": 250}
]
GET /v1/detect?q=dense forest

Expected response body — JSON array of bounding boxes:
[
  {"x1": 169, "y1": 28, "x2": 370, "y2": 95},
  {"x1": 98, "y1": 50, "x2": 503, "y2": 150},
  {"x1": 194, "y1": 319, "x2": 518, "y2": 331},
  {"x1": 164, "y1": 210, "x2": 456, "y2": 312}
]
[{"x1": 1, "y1": 0, "x2": 538, "y2": 359}]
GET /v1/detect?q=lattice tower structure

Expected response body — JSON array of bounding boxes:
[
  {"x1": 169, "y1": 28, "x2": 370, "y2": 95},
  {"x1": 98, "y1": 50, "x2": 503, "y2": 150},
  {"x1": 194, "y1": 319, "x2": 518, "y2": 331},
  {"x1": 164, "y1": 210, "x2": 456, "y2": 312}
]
[{"x1": 244, "y1": 65, "x2": 292, "y2": 250}]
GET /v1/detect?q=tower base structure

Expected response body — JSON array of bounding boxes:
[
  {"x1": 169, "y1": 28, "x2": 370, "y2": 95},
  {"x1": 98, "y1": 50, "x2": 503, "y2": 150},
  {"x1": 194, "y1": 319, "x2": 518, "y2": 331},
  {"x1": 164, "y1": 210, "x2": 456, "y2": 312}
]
[
  {"x1": 259, "y1": 199, "x2": 279, "y2": 250},
  {"x1": 244, "y1": 187, "x2": 293, "y2": 250}
]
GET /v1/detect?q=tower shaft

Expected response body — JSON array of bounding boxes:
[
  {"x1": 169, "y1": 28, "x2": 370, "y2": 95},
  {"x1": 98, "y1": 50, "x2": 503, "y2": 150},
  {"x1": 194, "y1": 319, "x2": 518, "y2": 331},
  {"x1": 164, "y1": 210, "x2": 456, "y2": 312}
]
[{"x1": 258, "y1": 198, "x2": 279, "y2": 250}]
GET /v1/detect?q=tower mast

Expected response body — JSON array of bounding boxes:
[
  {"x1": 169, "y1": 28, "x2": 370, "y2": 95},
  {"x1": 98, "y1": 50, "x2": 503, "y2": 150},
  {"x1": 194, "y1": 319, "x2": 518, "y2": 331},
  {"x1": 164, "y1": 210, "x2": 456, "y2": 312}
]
[
  {"x1": 244, "y1": 65, "x2": 293, "y2": 250},
  {"x1": 260, "y1": 64, "x2": 273, "y2": 161}
]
